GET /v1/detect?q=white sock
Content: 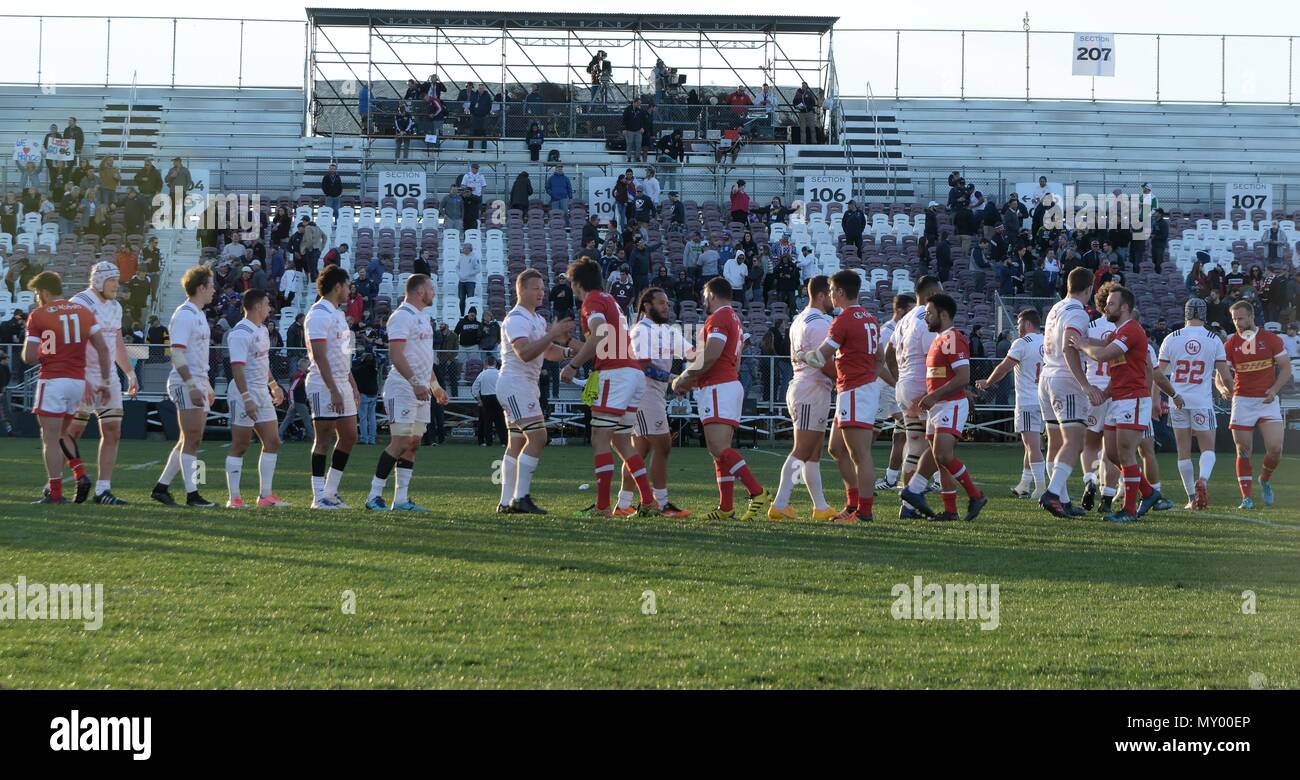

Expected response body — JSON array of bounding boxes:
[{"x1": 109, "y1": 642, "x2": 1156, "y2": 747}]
[
  {"x1": 258, "y1": 452, "x2": 277, "y2": 497},
  {"x1": 1017, "y1": 468, "x2": 1032, "y2": 490},
  {"x1": 803, "y1": 460, "x2": 828, "y2": 511},
  {"x1": 514, "y1": 453, "x2": 538, "y2": 501},
  {"x1": 773, "y1": 455, "x2": 802, "y2": 509},
  {"x1": 324, "y1": 467, "x2": 344, "y2": 497},
  {"x1": 617, "y1": 490, "x2": 634, "y2": 510},
  {"x1": 1199, "y1": 451, "x2": 1216, "y2": 481},
  {"x1": 225, "y1": 456, "x2": 243, "y2": 499},
  {"x1": 1030, "y1": 462, "x2": 1046, "y2": 493},
  {"x1": 1048, "y1": 461, "x2": 1073, "y2": 497},
  {"x1": 885, "y1": 467, "x2": 900, "y2": 484},
  {"x1": 907, "y1": 472, "x2": 929, "y2": 494},
  {"x1": 1177, "y1": 459, "x2": 1195, "y2": 498},
  {"x1": 159, "y1": 445, "x2": 182, "y2": 486},
  {"x1": 1101, "y1": 485, "x2": 1116, "y2": 497},
  {"x1": 1083, "y1": 470, "x2": 1098, "y2": 485},
  {"x1": 499, "y1": 455, "x2": 517, "y2": 506},
  {"x1": 369, "y1": 475, "x2": 387, "y2": 500},
  {"x1": 394, "y1": 466, "x2": 412, "y2": 504},
  {"x1": 1152, "y1": 482, "x2": 1162, "y2": 493},
  {"x1": 652, "y1": 486, "x2": 668, "y2": 508},
  {"x1": 179, "y1": 452, "x2": 197, "y2": 493},
  {"x1": 311, "y1": 476, "x2": 326, "y2": 500},
  {"x1": 95, "y1": 480, "x2": 110, "y2": 495}
]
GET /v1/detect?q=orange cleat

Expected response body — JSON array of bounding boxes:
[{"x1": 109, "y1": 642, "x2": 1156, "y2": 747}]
[
  {"x1": 612, "y1": 506, "x2": 637, "y2": 518},
  {"x1": 810, "y1": 506, "x2": 838, "y2": 521},
  {"x1": 257, "y1": 494, "x2": 290, "y2": 507},
  {"x1": 767, "y1": 505, "x2": 798, "y2": 521},
  {"x1": 660, "y1": 502, "x2": 691, "y2": 519},
  {"x1": 225, "y1": 497, "x2": 247, "y2": 509}
]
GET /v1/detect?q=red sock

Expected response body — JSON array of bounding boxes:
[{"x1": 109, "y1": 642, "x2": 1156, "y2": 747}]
[
  {"x1": 1123, "y1": 464, "x2": 1142, "y2": 514},
  {"x1": 625, "y1": 454, "x2": 654, "y2": 504},
  {"x1": 48, "y1": 478, "x2": 62, "y2": 501},
  {"x1": 68, "y1": 458, "x2": 86, "y2": 481},
  {"x1": 721, "y1": 448, "x2": 763, "y2": 496},
  {"x1": 594, "y1": 452, "x2": 615, "y2": 510},
  {"x1": 943, "y1": 457, "x2": 981, "y2": 499},
  {"x1": 846, "y1": 486, "x2": 859, "y2": 509},
  {"x1": 856, "y1": 494, "x2": 873, "y2": 516},
  {"x1": 941, "y1": 491, "x2": 958, "y2": 514},
  {"x1": 1236, "y1": 457, "x2": 1253, "y2": 499},
  {"x1": 715, "y1": 459, "x2": 735, "y2": 512},
  {"x1": 1138, "y1": 473, "x2": 1154, "y2": 498},
  {"x1": 1262, "y1": 453, "x2": 1279, "y2": 483}
]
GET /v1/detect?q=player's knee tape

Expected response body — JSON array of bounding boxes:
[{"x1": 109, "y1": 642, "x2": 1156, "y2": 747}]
[
  {"x1": 618, "y1": 411, "x2": 638, "y2": 431},
  {"x1": 390, "y1": 422, "x2": 422, "y2": 437},
  {"x1": 99, "y1": 408, "x2": 124, "y2": 420},
  {"x1": 590, "y1": 412, "x2": 622, "y2": 429},
  {"x1": 514, "y1": 419, "x2": 547, "y2": 433}
]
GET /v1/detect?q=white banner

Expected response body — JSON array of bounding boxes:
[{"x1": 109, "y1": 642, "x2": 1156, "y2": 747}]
[
  {"x1": 587, "y1": 176, "x2": 617, "y2": 223},
  {"x1": 188, "y1": 169, "x2": 211, "y2": 217},
  {"x1": 802, "y1": 172, "x2": 852, "y2": 207},
  {"x1": 1224, "y1": 183, "x2": 1273, "y2": 215},
  {"x1": 46, "y1": 137, "x2": 74, "y2": 162},
  {"x1": 13, "y1": 139, "x2": 42, "y2": 164},
  {"x1": 1014, "y1": 181, "x2": 1066, "y2": 212},
  {"x1": 378, "y1": 170, "x2": 425, "y2": 202},
  {"x1": 1072, "y1": 33, "x2": 1116, "y2": 77}
]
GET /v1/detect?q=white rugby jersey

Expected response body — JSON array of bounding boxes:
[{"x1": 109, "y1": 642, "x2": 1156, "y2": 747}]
[
  {"x1": 789, "y1": 306, "x2": 833, "y2": 390},
  {"x1": 1006, "y1": 332, "x2": 1044, "y2": 411},
  {"x1": 500, "y1": 304, "x2": 548, "y2": 385},
  {"x1": 304, "y1": 298, "x2": 353, "y2": 385},
  {"x1": 630, "y1": 318, "x2": 690, "y2": 395},
  {"x1": 1157, "y1": 325, "x2": 1226, "y2": 409},
  {"x1": 1083, "y1": 316, "x2": 1117, "y2": 390},
  {"x1": 167, "y1": 300, "x2": 210, "y2": 383},
  {"x1": 226, "y1": 317, "x2": 271, "y2": 389},
  {"x1": 385, "y1": 302, "x2": 435, "y2": 389},
  {"x1": 71, "y1": 289, "x2": 121, "y2": 378},
  {"x1": 891, "y1": 304, "x2": 934, "y2": 397},
  {"x1": 1041, "y1": 298, "x2": 1090, "y2": 383}
]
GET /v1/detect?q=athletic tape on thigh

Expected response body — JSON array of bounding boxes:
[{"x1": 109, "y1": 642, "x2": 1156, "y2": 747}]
[
  {"x1": 590, "y1": 411, "x2": 623, "y2": 429},
  {"x1": 512, "y1": 419, "x2": 547, "y2": 433},
  {"x1": 390, "y1": 422, "x2": 423, "y2": 436},
  {"x1": 98, "y1": 408, "x2": 124, "y2": 420}
]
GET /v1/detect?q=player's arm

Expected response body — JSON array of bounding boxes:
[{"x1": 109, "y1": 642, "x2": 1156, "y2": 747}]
[
  {"x1": 515, "y1": 317, "x2": 574, "y2": 363},
  {"x1": 1150, "y1": 360, "x2": 1182, "y2": 408},
  {"x1": 976, "y1": 355, "x2": 1016, "y2": 390},
  {"x1": 874, "y1": 340, "x2": 895, "y2": 387},
  {"x1": 21, "y1": 331, "x2": 40, "y2": 365},
  {"x1": 674, "y1": 332, "x2": 724, "y2": 392},
  {"x1": 1071, "y1": 333, "x2": 1124, "y2": 363},
  {"x1": 1264, "y1": 352, "x2": 1291, "y2": 404},
  {"x1": 560, "y1": 313, "x2": 606, "y2": 381},
  {"x1": 920, "y1": 363, "x2": 970, "y2": 410},
  {"x1": 1063, "y1": 330, "x2": 1101, "y2": 404},
  {"x1": 1213, "y1": 360, "x2": 1233, "y2": 400}
]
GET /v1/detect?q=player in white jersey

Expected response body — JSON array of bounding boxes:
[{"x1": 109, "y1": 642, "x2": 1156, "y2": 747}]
[
  {"x1": 305, "y1": 266, "x2": 360, "y2": 509},
  {"x1": 874, "y1": 293, "x2": 916, "y2": 491},
  {"x1": 365, "y1": 274, "x2": 448, "y2": 513},
  {"x1": 1079, "y1": 282, "x2": 1121, "y2": 513},
  {"x1": 1157, "y1": 298, "x2": 1231, "y2": 509},
  {"x1": 1037, "y1": 267, "x2": 1103, "y2": 518},
  {"x1": 65, "y1": 262, "x2": 138, "y2": 505},
  {"x1": 224, "y1": 289, "x2": 288, "y2": 508},
  {"x1": 976, "y1": 307, "x2": 1046, "y2": 499},
  {"x1": 494, "y1": 269, "x2": 576, "y2": 515},
  {"x1": 616, "y1": 286, "x2": 693, "y2": 518},
  {"x1": 770, "y1": 276, "x2": 838, "y2": 521},
  {"x1": 884, "y1": 275, "x2": 951, "y2": 517},
  {"x1": 151, "y1": 265, "x2": 218, "y2": 509}
]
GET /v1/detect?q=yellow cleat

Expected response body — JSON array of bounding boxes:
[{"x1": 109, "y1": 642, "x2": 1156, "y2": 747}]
[
  {"x1": 767, "y1": 505, "x2": 799, "y2": 521},
  {"x1": 739, "y1": 489, "x2": 772, "y2": 521},
  {"x1": 810, "y1": 506, "x2": 838, "y2": 521},
  {"x1": 701, "y1": 508, "x2": 736, "y2": 521}
]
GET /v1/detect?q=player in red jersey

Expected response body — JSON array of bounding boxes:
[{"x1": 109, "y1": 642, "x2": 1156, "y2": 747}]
[
  {"x1": 560, "y1": 258, "x2": 659, "y2": 518},
  {"x1": 1218, "y1": 300, "x2": 1291, "y2": 509},
  {"x1": 896, "y1": 294, "x2": 988, "y2": 521},
  {"x1": 1070, "y1": 285, "x2": 1182, "y2": 521},
  {"x1": 21, "y1": 272, "x2": 111, "y2": 504},
  {"x1": 673, "y1": 277, "x2": 771, "y2": 521},
  {"x1": 796, "y1": 270, "x2": 893, "y2": 522}
]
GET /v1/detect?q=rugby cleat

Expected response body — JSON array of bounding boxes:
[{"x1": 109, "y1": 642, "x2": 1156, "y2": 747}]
[
  {"x1": 1080, "y1": 480, "x2": 1098, "y2": 511},
  {"x1": 1009, "y1": 486, "x2": 1031, "y2": 499},
  {"x1": 899, "y1": 488, "x2": 936, "y2": 519},
  {"x1": 1039, "y1": 491, "x2": 1069, "y2": 518},
  {"x1": 834, "y1": 510, "x2": 871, "y2": 524},
  {"x1": 659, "y1": 502, "x2": 691, "y2": 519},
  {"x1": 256, "y1": 494, "x2": 290, "y2": 507},
  {"x1": 93, "y1": 491, "x2": 128, "y2": 505},
  {"x1": 74, "y1": 475, "x2": 93, "y2": 504},
  {"x1": 1194, "y1": 478, "x2": 1209, "y2": 510},
  {"x1": 225, "y1": 497, "x2": 247, "y2": 509},
  {"x1": 875, "y1": 477, "x2": 898, "y2": 491},
  {"x1": 739, "y1": 489, "x2": 772, "y2": 522},
  {"x1": 930, "y1": 512, "x2": 960, "y2": 522},
  {"x1": 635, "y1": 504, "x2": 661, "y2": 518},
  {"x1": 35, "y1": 489, "x2": 67, "y2": 504},
  {"x1": 767, "y1": 505, "x2": 799, "y2": 521},
  {"x1": 390, "y1": 501, "x2": 431, "y2": 513},
  {"x1": 1097, "y1": 496, "x2": 1115, "y2": 515},
  {"x1": 495, "y1": 503, "x2": 515, "y2": 514},
  {"x1": 312, "y1": 495, "x2": 346, "y2": 510},
  {"x1": 1239, "y1": 497, "x2": 1255, "y2": 510},
  {"x1": 150, "y1": 486, "x2": 178, "y2": 506},
  {"x1": 365, "y1": 496, "x2": 388, "y2": 511},
  {"x1": 510, "y1": 495, "x2": 548, "y2": 515},
  {"x1": 1136, "y1": 490, "x2": 1163, "y2": 517},
  {"x1": 701, "y1": 508, "x2": 736, "y2": 522},
  {"x1": 1260, "y1": 480, "x2": 1274, "y2": 507},
  {"x1": 899, "y1": 504, "x2": 919, "y2": 520},
  {"x1": 572, "y1": 504, "x2": 613, "y2": 519},
  {"x1": 1104, "y1": 511, "x2": 1140, "y2": 523},
  {"x1": 964, "y1": 494, "x2": 989, "y2": 522},
  {"x1": 1184, "y1": 500, "x2": 1198, "y2": 510},
  {"x1": 1064, "y1": 502, "x2": 1088, "y2": 517},
  {"x1": 186, "y1": 491, "x2": 217, "y2": 508},
  {"x1": 612, "y1": 506, "x2": 637, "y2": 518},
  {"x1": 810, "y1": 506, "x2": 838, "y2": 521},
  {"x1": 1151, "y1": 495, "x2": 1174, "y2": 512}
]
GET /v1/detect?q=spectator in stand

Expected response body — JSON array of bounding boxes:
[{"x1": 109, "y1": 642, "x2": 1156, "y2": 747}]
[
  {"x1": 672, "y1": 270, "x2": 696, "y2": 315},
  {"x1": 41, "y1": 124, "x2": 64, "y2": 183},
  {"x1": 279, "y1": 358, "x2": 314, "y2": 442},
  {"x1": 656, "y1": 130, "x2": 684, "y2": 193},
  {"x1": 622, "y1": 98, "x2": 647, "y2": 164},
  {"x1": 545, "y1": 163, "x2": 573, "y2": 221},
  {"x1": 1149, "y1": 208, "x2": 1169, "y2": 273},
  {"x1": 134, "y1": 158, "x2": 162, "y2": 203},
  {"x1": 461, "y1": 163, "x2": 486, "y2": 228},
  {"x1": 286, "y1": 313, "x2": 305, "y2": 350},
  {"x1": 393, "y1": 103, "x2": 416, "y2": 160},
  {"x1": 609, "y1": 266, "x2": 635, "y2": 313},
  {"x1": 301, "y1": 218, "x2": 326, "y2": 279},
  {"x1": 479, "y1": 309, "x2": 501, "y2": 361},
  {"x1": 744, "y1": 253, "x2": 766, "y2": 304},
  {"x1": 791, "y1": 81, "x2": 819, "y2": 144},
  {"x1": 797, "y1": 245, "x2": 819, "y2": 283},
  {"x1": 354, "y1": 349, "x2": 379, "y2": 446},
  {"x1": 767, "y1": 196, "x2": 791, "y2": 226},
  {"x1": 772, "y1": 251, "x2": 799, "y2": 311},
  {"x1": 345, "y1": 283, "x2": 365, "y2": 325},
  {"x1": 526, "y1": 122, "x2": 545, "y2": 162},
  {"x1": 125, "y1": 268, "x2": 151, "y2": 329},
  {"x1": 664, "y1": 191, "x2": 685, "y2": 233},
  {"x1": 549, "y1": 273, "x2": 575, "y2": 320},
  {"x1": 953, "y1": 198, "x2": 978, "y2": 257},
  {"x1": 321, "y1": 243, "x2": 349, "y2": 272},
  {"x1": 509, "y1": 171, "x2": 533, "y2": 214},
  {"x1": 471, "y1": 355, "x2": 505, "y2": 446},
  {"x1": 467, "y1": 84, "x2": 494, "y2": 150},
  {"x1": 321, "y1": 163, "x2": 344, "y2": 214},
  {"x1": 729, "y1": 179, "x2": 750, "y2": 224},
  {"x1": 164, "y1": 157, "x2": 192, "y2": 215},
  {"x1": 121, "y1": 187, "x2": 148, "y2": 235},
  {"x1": 457, "y1": 242, "x2": 481, "y2": 315},
  {"x1": 1262, "y1": 221, "x2": 1288, "y2": 264},
  {"x1": 440, "y1": 184, "x2": 465, "y2": 230},
  {"x1": 640, "y1": 167, "x2": 661, "y2": 206},
  {"x1": 969, "y1": 325, "x2": 987, "y2": 358},
  {"x1": 970, "y1": 238, "x2": 992, "y2": 290},
  {"x1": 841, "y1": 200, "x2": 866, "y2": 252},
  {"x1": 455, "y1": 307, "x2": 482, "y2": 357},
  {"x1": 936, "y1": 232, "x2": 953, "y2": 282},
  {"x1": 524, "y1": 84, "x2": 544, "y2": 120},
  {"x1": 1, "y1": 192, "x2": 18, "y2": 236},
  {"x1": 1225, "y1": 260, "x2": 1248, "y2": 295},
  {"x1": 698, "y1": 240, "x2": 721, "y2": 281},
  {"x1": 723, "y1": 251, "x2": 749, "y2": 297},
  {"x1": 628, "y1": 238, "x2": 653, "y2": 296},
  {"x1": 62, "y1": 117, "x2": 85, "y2": 161},
  {"x1": 116, "y1": 240, "x2": 138, "y2": 280}
]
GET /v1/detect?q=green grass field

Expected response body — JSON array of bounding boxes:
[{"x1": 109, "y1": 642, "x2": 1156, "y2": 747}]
[{"x1": 1, "y1": 438, "x2": 1297, "y2": 689}]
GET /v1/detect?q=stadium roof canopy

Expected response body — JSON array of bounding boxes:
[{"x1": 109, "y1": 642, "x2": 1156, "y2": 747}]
[{"x1": 305, "y1": 8, "x2": 838, "y2": 35}]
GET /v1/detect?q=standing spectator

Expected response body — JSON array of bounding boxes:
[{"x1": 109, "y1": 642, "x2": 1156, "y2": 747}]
[
  {"x1": 456, "y1": 242, "x2": 481, "y2": 315},
  {"x1": 121, "y1": 187, "x2": 148, "y2": 235},
  {"x1": 478, "y1": 309, "x2": 501, "y2": 361},
  {"x1": 321, "y1": 163, "x2": 344, "y2": 214},
  {"x1": 698, "y1": 240, "x2": 721, "y2": 281},
  {"x1": 165, "y1": 157, "x2": 193, "y2": 219},
  {"x1": 440, "y1": 184, "x2": 465, "y2": 229},
  {"x1": 354, "y1": 350, "x2": 379, "y2": 445},
  {"x1": 471, "y1": 355, "x2": 505, "y2": 446},
  {"x1": 841, "y1": 200, "x2": 866, "y2": 252},
  {"x1": 545, "y1": 163, "x2": 573, "y2": 220},
  {"x1": 797, "y1": 245, "x2": 819, "y2": 284},
  {"x1": 526, "y1": 122, "x2": 545, "y2": 161},
  {"x1": 549, "y1": 273, "x2": 575, "y2": 319},
  {"x1": 622, "y1": 98, "x2": 647, "y2": 164},
  {"x1": 767, "y1": 318, "x2": 792, "y2": 400},
  {"x1": 729, "y1": 179, "x2": 750, "y2": 224},
  {"x1": 609, "y1": 266, "x2": 635, "y2": 313},
  {"x1": 656, "y1": 130, "x2": 684, "y2": 193},
  {"x1": 42, "y1": 124, "x2": 63, "y2": 183},
  {"x1": 773, "y1": 252, "x2": 799, "y2": 311},
  {"x1": 62, "y1": 117, "x2": 85, "y2": 161},
  {"x1": 509, "y1": 171, "x2": 533, "y2": 213},
  {"x1": 455, "y1": 307, "x2": 482, "y2": 356},
  {"x1": 461, "y1": 162, "x2": 486, "y2": 228},
  {"x1": 1149, "y1": 208, "x2": 1169, "y2": 273},
  {"x1": 936, "y1": 232, "x2": 954, "y2": 282},
  {"x1": 665, "y1": 191, "x2": 685, "y2": 231},
  {"x1": 723, "y1": 251, "x2": 749, "y2": 297},
  {"x1": 116, "y1": 240, "x2": 138, "y2": 280},
  {"x1": 640, "y1": 166, "x2": 662, "y2": 206},
  {"x1": 1263, "y1": 221, "x2": 1288, "y2": 264},
  {"x1": 468, "y1": 84, "x2": 494, "y2": 150},
  {"x1": 393, "y1": 104, "x2": 416, "y2": 159},
  {"x1": 435, "y1": 322, "x2": 461, "y2": 397},
  {"x1": 300, "y1": 219, "x2": 326, "y2": 279},
  {"x1": 134, "y1": 158, "x2": 163, "y2": 203},
  {"x1": 96, "y1": 156, "x2": 120, "y2": 209},
  {"x1": 126, "y1": 269, "x2": 151, "y2": 327},
  {"x1": 791, "y1": 81, "x2": 819, "y2": 144}
]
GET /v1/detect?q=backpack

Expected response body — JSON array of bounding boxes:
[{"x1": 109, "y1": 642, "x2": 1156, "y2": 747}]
[{"x1": 546, "y1": 149, "x2": 560, "y2": 163}]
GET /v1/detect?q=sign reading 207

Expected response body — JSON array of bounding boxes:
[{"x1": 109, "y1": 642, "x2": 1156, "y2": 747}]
[{"x1": 1072, "y1": 33, "x2": 1116, "y2": 78}]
